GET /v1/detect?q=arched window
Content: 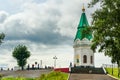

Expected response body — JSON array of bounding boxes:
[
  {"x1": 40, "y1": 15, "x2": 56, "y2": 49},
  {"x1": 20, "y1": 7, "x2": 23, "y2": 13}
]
[
  {"x1": 83, "y1": 55, "x2": 87, "y2": 63},
  {"x1": 90, "y1": 56, "x2": 93, "y2": 64},
  {"x1": 76, "y1": 54, "x2": 80, "y2": 63},
  {"x1": 76, "y1": 59, "x2": 79, "y2": 63}
]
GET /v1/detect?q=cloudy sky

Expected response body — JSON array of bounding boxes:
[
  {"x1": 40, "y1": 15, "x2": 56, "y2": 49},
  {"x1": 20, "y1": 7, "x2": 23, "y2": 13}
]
[{"x1": 0, "y1": 0, "x2": 111, "y2": 69}]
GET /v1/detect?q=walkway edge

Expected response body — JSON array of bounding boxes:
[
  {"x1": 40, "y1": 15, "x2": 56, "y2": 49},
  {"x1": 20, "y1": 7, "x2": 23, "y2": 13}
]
[
  {"x1": 67, "y1": 73, "x2": 70, "y2": 80},
  {"x1": 107, "y1": 74, "x2": 120, "y2": 80}
]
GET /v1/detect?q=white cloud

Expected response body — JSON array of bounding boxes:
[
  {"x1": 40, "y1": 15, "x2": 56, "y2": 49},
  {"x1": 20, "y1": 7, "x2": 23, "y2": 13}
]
[{"x1": 95, "y1": 53, "x2": 112, "y2": 67}]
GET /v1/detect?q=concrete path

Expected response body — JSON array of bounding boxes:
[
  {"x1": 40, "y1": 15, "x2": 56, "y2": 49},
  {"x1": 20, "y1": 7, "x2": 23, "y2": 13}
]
[
  {"x1": 0, "y1": 69, "x2": 52, "y2": 78},
  {"x1": 69, "y1": 73, "x2": 117, "y2": 80}
]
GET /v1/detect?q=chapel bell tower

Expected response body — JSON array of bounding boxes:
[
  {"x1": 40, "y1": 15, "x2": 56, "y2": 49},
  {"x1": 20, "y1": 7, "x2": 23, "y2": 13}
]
[{"x1": 73, "y1": 6, "x2": 94, "y2": 67}]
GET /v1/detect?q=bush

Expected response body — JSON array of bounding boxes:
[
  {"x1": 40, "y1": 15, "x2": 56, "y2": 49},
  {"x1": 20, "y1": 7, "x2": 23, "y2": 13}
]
[
  {"x1": 37, "y1": 74, "x2": 47, "y2": 80},
  {"x1": 36, "y1": 71, "x2": 68, "y2": 80},
  {"x1": 0, "y1": 74, "x2": 3, "y2": 79}
]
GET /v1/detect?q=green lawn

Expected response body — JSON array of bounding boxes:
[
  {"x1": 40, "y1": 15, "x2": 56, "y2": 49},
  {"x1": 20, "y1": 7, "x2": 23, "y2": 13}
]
[
  {"x1": 36, "y1": 71, "x2": 68, "y2": 80},
  {"x1": 105, "y1": 68, "x2": 120, "y2": 79},
  {"x1": 1, "y1": 71, "x2": 69, "y2": 80},
  {"x1": 1, "y1": 77, "x2": 34, "y2": 80}
]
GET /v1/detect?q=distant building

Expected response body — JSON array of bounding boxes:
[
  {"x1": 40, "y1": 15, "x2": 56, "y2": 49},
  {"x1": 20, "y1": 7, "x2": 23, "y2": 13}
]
[{"x1": 73, "y1": 6, "x2": 94, "y2": 67}]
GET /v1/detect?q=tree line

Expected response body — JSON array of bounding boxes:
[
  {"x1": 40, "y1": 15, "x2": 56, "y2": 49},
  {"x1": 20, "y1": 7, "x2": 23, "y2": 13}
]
[{"x1": 0, "y1": 33, "x2": 30, "y2": 70}]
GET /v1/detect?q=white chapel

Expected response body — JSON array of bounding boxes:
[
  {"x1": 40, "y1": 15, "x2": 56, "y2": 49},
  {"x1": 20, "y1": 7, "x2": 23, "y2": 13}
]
[{"x1": 73, "y1": 7, "x2": 94, "y2": 67}]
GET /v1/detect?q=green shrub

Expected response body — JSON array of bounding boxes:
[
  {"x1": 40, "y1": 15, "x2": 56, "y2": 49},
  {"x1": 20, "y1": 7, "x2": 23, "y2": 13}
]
[
  {"x1": 0, "y1": 74, "x2": 4, "y2": 80},
  {"x1": 36, "y1": 71, "x2": 68, "y2": 80},
  {"x1": 37, "y1": 74, "x2": 47, "y2": 80}
]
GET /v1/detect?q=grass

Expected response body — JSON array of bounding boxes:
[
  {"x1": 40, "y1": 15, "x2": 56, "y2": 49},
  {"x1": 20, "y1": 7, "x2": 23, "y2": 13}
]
[
  {"x1": 1, "y1": 77, "x2": 34, "y2": 80},
  {"x1": 105, "y1": 68, "x2": 120, "y2": 79},
  {"x1": 1, "y1": 71, "x2": 69, "y2": 80},
  {"x1": 36, "y1": 71, "x2": 68, "y2": 80}
]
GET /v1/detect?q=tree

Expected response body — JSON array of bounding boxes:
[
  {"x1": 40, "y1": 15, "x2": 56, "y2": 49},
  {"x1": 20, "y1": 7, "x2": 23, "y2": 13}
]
[
  {"x1": 12, "y1": 45, "x2": 30, "y2": 70},
  {"x1": 0, "y1": 33, "x2": 5, "y2": 45},
  {"x1": 89, "y1": 0, "x2": 120, "y2": 76}
]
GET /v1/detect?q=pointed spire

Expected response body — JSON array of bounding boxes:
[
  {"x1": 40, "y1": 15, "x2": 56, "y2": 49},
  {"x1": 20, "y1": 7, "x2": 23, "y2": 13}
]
[
  {"x1": 74, "y1": 5, "x2": 92, "y2": 41},
  {"x1": 82, "y1": 4, "x2": 85, "y2": 12}
]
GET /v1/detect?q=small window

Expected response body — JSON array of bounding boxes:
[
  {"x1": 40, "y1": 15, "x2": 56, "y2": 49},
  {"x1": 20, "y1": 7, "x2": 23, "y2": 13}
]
[
  {"x1": 90, "y1": 56, "x2": 93, "y2": 64},
  {"x1": 83, "y1": 55, "x2": 87, "y2": 63},
  {"x1": 77, "y1": 59, "x2": 79, "y2": 63}
]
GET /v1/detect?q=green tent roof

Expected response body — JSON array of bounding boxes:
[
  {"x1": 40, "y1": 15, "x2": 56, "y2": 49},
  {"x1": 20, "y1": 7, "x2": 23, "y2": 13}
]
[{"x1": 74, "y1": 9, "x2": 92, "y2": 41}]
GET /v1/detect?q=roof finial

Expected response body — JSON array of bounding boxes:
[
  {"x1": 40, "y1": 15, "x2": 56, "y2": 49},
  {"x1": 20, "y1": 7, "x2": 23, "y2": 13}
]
[{"x1": 82, "y1": 3, "x2": 85, "y2": 12}]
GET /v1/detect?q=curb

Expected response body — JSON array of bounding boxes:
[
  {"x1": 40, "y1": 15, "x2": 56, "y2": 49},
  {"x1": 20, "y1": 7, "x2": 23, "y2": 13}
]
[
  {"x1": 107, "y1": 74, "x2": 120, "y2": 80},
  {"x1": 67, "y1": 73, "x2": 71, "y2": 80}
]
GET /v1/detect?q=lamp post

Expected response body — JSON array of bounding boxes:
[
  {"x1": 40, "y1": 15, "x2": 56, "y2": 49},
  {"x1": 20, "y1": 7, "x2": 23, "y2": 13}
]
[
  {"x1": 53, "y1": 56, "x2": 57, "y2": 68},
  {"x1": 40, "y1": 60, "x2": 42, "y2": 68}
]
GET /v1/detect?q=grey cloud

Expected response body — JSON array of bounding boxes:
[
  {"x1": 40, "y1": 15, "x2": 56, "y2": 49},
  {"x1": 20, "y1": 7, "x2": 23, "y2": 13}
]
[
  {"x1": 0, "y1": 0, "x2": 95, "y2": 46},
  {"x1": 0, "y1": 11, "x2": 8, "y2": 23},
  {"x1": 3, "y1": 15, "x2": 72, "y2": 45},
  {"x1": 33, "y1": 0, "x2": 47, "y2": 3}
]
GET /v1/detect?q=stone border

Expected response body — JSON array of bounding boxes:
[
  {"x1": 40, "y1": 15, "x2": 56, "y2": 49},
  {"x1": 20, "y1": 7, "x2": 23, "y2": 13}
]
[
  {"x1": 102, "y1": 67, "x2": 107, "y2": 74},
  {"x1": 67, "y1": 73, "x2": 70, "y2": 80},
  {"x1": 107, "y1": 74, "x2": 120, "y2": 80}
]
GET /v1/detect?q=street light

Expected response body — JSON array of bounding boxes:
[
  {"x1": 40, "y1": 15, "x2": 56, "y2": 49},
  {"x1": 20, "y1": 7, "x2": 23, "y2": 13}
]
[
  {"x1": 40, "y1": 60, "x2": 42, "y2": 68},
  {"x1": 53, "y1": 56, "x2": 57, "y2": 68}
]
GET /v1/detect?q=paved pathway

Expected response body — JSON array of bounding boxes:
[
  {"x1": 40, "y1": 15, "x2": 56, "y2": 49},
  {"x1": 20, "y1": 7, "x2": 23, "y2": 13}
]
[
  {"x1": 69, "y1": 73, "x2": 117, "y2": 80},
  {"x1": 0, "y1": 69, "x2": 52, "y2": 78}
]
